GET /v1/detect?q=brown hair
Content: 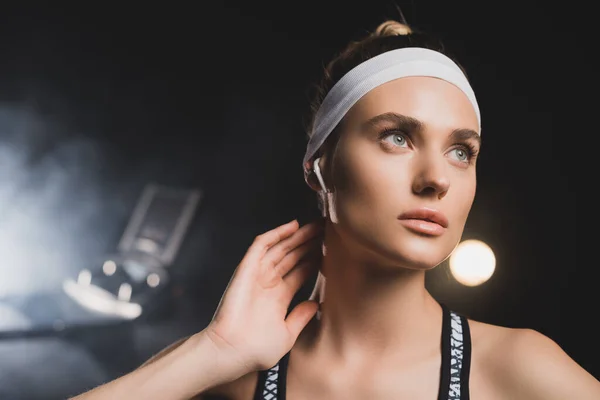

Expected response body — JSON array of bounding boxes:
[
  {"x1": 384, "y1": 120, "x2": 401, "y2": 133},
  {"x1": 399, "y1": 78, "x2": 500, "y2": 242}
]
[{"x1": 304, "y1": 20, "x2": 468, "y2": 213}]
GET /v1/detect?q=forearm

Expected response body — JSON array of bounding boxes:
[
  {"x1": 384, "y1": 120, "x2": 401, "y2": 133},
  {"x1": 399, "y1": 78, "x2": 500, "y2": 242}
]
[{"x1": 70, "y1": 330, "x2": 238, "y2": 400}]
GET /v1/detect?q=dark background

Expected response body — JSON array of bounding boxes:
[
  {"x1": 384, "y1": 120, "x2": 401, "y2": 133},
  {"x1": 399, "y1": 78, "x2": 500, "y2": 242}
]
[{"x1": 0, "y1": 2, "x2": 591, "y2": 399}]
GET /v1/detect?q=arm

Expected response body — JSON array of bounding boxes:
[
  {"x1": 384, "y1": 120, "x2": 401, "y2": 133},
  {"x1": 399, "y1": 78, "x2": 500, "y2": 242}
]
[
  {"x1": 500, "y1": 329, "x2": 600, "y2": 400},
  {"x1": 137, "y1": 335, "x2": 258, "y2": 400},
  {"x1": 69, "y1": 219, "x2": 322, "y2": 400},
  {"x1": 139, "y1": 336, "x2": 191, "y2": 368},
  {"x1": 70, "y1": 330, "x2": 240, "y2": 400}
]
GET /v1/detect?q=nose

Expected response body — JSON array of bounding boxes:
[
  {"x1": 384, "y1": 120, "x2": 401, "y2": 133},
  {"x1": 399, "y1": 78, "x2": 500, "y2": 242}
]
[{"x1": 411, "y1": 154, "x2": 450, "y2": 200}]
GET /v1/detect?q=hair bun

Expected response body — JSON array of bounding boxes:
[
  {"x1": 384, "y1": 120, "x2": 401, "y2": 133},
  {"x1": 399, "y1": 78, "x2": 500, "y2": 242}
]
[{"x1": 373, "y1": 20, "x2": 412, "y2": 36}]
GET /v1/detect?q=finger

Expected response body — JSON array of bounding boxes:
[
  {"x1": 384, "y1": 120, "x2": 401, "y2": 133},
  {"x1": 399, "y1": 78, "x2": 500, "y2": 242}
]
[
  {"x1": 242, "y1": 220, "x2": 300, "y2": 264},
  {"x1": 263, "y1": 221, "x2": 323, "y2": 269},
  {"x1": 266, "y1": 221, "x2": 322, "y2": 267},
  {"x1": 282, "y1": 256, "x2": 321, "y2": 302},
  {"x1": 285, "y1": 300, "x2": 319, "y2": 342},
  {"x1": 275, "y1": 235, "x2": 322, "y2": 277}
]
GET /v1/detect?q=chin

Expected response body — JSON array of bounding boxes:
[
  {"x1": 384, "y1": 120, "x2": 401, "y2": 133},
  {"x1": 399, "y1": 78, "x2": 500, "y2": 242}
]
[
  {"x1": 337, "y1": 221, "x2": 457, "y2": 271},
  {"x1": 379, "y1": 234, "x2": 455, "y2": 271}
]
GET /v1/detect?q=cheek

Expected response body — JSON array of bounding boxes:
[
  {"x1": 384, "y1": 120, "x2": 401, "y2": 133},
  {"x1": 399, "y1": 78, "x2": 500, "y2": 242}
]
[
  {"x1": 332, "y1": 144, "x2": 404, "y2": 213},
  {"x1": 329, "y1": 144, "x2": 416, "y2": 241},
  {"x1": 452, "y1": 177, "x2": 477, "y2": 227}
]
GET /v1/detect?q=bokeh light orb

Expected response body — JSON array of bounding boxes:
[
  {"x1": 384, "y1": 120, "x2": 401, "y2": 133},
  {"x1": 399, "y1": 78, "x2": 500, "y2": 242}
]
[{"x1": 449, "y1": 239, "x2": 496, "y2": 286}]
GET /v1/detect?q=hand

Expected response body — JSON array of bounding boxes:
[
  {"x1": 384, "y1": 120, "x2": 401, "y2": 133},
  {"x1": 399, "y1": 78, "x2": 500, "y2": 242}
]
[{"x1": 205, "y1": 219, "x2": 323, "y2": 373}]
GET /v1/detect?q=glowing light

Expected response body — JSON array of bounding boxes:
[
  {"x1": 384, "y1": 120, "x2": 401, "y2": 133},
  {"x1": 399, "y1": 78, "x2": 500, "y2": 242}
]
[
  {"x1": 118, "y1": 283, "x2": 132, "y2": 302},
  {"x1": 134, "y1": 238, "x2": 158, "y2": 254},
  {"x1": 102, "y1": 260, "x2": 117, "y2": 276},
  {"x1": 449, "y1": 239, "x2": 496, "y2": 286},
  {"x1": 78, "y1": 269, "x2": 92, "y2": 285},
  {"x1": 62, "y1": 279, "x2": 142, "y2": 320},
  {"x1": 147, "y1": 273, "x2": 160, "y2": 288}
]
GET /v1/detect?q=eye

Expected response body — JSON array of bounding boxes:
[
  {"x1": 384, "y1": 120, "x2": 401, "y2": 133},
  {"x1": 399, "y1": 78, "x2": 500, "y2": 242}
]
[
  {"x1": 447, "y1": 147, "x2": 473, "y2": 163},
  {"x1": 381, "y1": 131, "x2": 409, "y2": 147}
]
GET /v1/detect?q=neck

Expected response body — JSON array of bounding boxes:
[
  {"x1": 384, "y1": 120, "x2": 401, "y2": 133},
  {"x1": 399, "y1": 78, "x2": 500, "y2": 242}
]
[{"x1": 300, "y1": 224, "x2": 443, "y2": 366}]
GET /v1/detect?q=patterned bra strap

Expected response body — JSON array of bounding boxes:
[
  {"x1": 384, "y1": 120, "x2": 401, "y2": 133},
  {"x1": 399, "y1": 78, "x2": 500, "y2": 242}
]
[
  {"x1": 259, "y1": 350, "x2": 289, "y2": 400},
  {"x1": 260, "y1": 305, "x2": 471, "y2": 400},
  {"x1": 261, "y1": 363, "x2": 280, "y2": 400},
  {"x1": 439, "y1": 303, "x2": 472, "y2": 400}
]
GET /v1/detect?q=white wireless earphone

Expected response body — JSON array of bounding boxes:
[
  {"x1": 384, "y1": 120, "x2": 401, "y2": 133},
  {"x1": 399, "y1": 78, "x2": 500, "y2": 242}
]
[
  {"x1": 312, "y1": 157, "x2": 328, "y2": 193},
  {"x1": 312, "y1": 157, "x2": 329, "y2": 218}
]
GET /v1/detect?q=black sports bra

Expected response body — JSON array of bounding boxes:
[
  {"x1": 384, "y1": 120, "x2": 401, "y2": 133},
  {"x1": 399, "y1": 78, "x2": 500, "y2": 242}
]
[{"x1": 253, "y1": 303, "x2": 471, "y2": 400}]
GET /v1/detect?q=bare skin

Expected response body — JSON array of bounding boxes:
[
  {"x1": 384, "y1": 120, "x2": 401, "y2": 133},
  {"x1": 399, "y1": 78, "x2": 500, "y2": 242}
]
[
  {"x1": 200, "y1": 77, "x2": 600, "y2": 399},
  {"x1": 72, "y1": 77, "x2": 600, "y2": 399},
  {"x1": 71, "y1": 219, "x2": 326, "y2": 400},
  {"x1": 199, "y1": 319, "x2": 600, "y2": 400}
]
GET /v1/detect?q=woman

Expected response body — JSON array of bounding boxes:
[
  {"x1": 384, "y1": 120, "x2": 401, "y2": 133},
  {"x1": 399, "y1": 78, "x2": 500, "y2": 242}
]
[{"x1": 72, "y1": 20, "x2": 600, "y2": 400}]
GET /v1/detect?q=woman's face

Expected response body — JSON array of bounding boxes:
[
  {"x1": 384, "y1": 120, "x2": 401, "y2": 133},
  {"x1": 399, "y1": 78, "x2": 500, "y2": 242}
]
[{"x1": 320, "y1": 76, "x2": 481, "y2": 270}]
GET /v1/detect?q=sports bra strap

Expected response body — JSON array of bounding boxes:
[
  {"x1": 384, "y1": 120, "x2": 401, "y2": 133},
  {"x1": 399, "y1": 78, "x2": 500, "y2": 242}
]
[{"x1": 254, "y1": 304, "x2": 471, "y2": 400}]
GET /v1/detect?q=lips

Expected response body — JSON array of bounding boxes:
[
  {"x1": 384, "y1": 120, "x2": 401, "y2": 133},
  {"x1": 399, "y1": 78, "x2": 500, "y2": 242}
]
[
  {"x1": 398, "y1": 208, "x2": 449, "y2": 236},
  {"x1": 398, "y1": 207, "x2": 449, "y2": 228}
]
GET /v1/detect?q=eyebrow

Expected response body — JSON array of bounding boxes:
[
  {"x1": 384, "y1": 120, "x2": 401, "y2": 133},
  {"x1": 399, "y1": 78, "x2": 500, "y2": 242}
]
[
  {"x1": 361, "y1": 112, "x2": 423, "y2": 132},
  {"x1": 361, "y1": 112, "x2": 481, "y2": 146},
  {"x1": 449, "y1": 128, "x2": 482, "y2": 148}
]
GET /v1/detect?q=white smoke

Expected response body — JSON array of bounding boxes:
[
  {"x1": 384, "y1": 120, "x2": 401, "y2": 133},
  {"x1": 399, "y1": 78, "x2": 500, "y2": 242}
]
[{"x1": 0, "y1": 105, "x2": 117, "y2": 298}]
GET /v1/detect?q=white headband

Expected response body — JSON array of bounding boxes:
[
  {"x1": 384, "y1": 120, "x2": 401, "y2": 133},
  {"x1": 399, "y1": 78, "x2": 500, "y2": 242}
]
[{"x1": 303, "y1": 47, "x2": 481, "y2": 175}]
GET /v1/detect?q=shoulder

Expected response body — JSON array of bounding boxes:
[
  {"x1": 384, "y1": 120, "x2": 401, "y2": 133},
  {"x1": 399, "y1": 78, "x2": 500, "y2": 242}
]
[{"x1": 468, "y1": 318, "x2": 600, "y2": 400}]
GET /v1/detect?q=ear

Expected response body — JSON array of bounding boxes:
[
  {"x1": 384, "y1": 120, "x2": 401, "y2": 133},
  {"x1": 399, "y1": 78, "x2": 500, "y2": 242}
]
[{"x1": 304, "y1": 156, "x2": 328, "y2": 193}]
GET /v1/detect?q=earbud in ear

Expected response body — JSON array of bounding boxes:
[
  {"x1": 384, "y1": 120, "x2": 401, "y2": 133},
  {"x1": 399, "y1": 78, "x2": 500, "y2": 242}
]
[{"x1": 313, "y1": 157, "x2": 328, "y2": 193}]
